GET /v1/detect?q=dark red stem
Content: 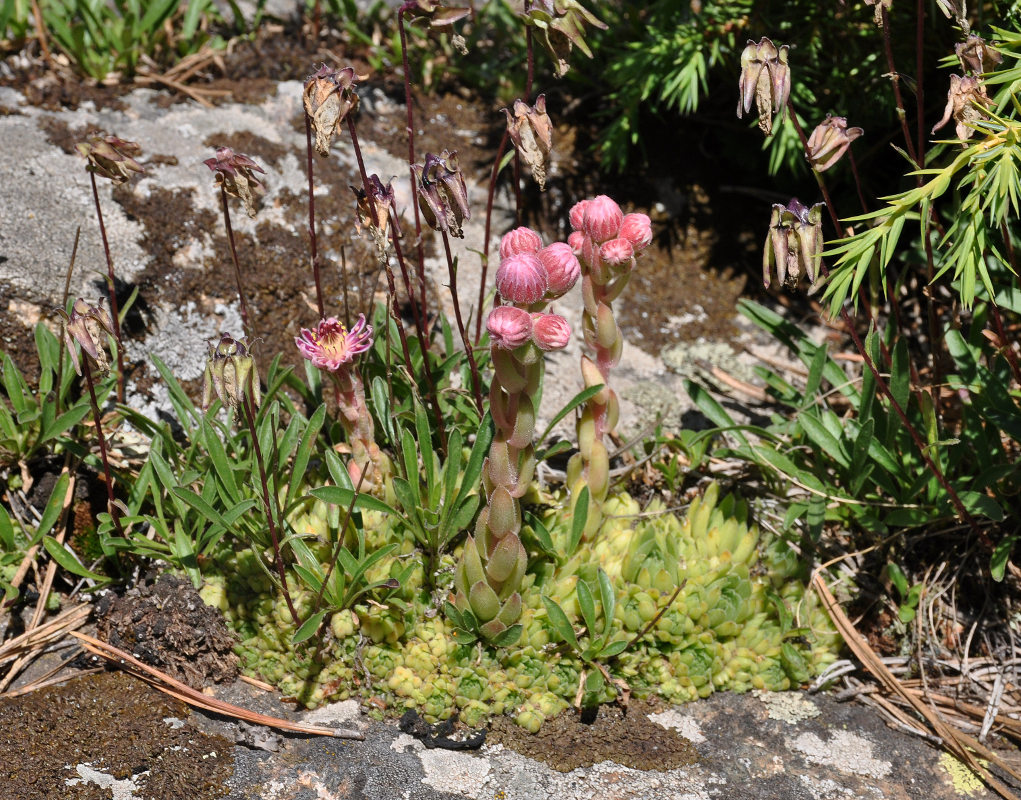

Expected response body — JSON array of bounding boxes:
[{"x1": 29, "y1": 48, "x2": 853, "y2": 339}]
[
  {"x1": 82, "y1": 357, "x2": 122, "y2": 536},
  {"x1": 89, "y1": 171, "x2": 124, "y2": 402},
  {"x1": 304, "y1": 113, "x2": 326, "y2": 319},
  {"x1": 243, "y1": 394, "x2": 299, "y2": 627},
  {"x1": 441, "y1": 231, "x2": 484, "y2": 414},
  {"x1": 220, "y1": 185, "x2": 252, "y2": 340}
]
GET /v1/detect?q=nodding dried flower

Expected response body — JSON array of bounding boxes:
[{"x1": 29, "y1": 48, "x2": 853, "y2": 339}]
[
  {"x1": 76, "y1": 135, "x2": 144, "y2": 184},
  {"x1": 412, "y1": 150, "x2": 471, "y2": 238},
  {"x1": 303, "y1": 65, "x2": 359, "y2": 156},
  {"x1": 352, "y1": 175, "x2": 399, "y2": 259},
  {"x1": 202, "y1": 333, "x2": 260, "y2": 412},
  {"x1": 737, "y1": 37, "x2": 790, "y2": 136},
  {"x1": 404, "y1": 0, "x2": 472, "y2": 27},
  {"x1": 932, "y1": 75, "x2": 992, "y2": 140},
  {"x1": 763, "y1": 198, "x2": 825, "y2": 291},
  {"x1": 58, "y1": 298, "x2": 115, "y2": 376},
  {"x1": 295, "y1": 315, "x2": 374, "y2": 373},
  {"x1": 863, "y1": 0, "x2": 892, "y2": 26},
  {"x1": 805, "y1": 115, "x2": 863, "y2": 172},
  {"x1": 204, "y1": 146, "x2": 266, "y2": 218},
  {"x1": 956, "y1": 35, "x2": 1002, "y2": 75},
  {"x1": 503, "y1": 95, "x2": 554, "y2": 190},
  {"x1": 520, "y1": 0, "x2": 607, "y2": 78}
]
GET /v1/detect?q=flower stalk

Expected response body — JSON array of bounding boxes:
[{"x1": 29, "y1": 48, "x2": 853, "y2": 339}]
[
  {"x1": 566, "y1": 197, "x2": 652, "y2": 538},
  {"x1": 453, "y1": 227, "x2": 579, "y2": 643}
]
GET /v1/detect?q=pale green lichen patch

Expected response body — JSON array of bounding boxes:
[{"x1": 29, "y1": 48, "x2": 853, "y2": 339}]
[{"x1": 754, "y1": 690, "x2": 821, "y2": 724}]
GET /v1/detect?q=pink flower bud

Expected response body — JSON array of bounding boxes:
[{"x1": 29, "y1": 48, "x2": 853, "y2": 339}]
[
  {"x1": 499, "y1": 226, "x2": 543, "y2": 259},
  {"x1": 538, "y1": 242, "x2": 581, "y2": 298},
  {"x1": 582, "y1": 195, "x2": 623, "y2": 243},
  {"x1": 496, "y1": 253, "x2": 548, "y2": 305},
  {"x1": 569, "y1": 200, "x2": 588, "y2": 231},
  {"x1": 580, "y1": 235, "x2": 601, "y2": 269},
  {"x1": 567, "y1": 231, "x2": 585, "y2": 255},
  {"x1": 531, "y1": 312, "x2": 572, "y2": 350},
  {"x1": 487, "y1": 306, "x2": 533, "y2": 349},
  {"x1": 619, "y1": 213, "x2": 653, "y2": 251},
  {"x1": 600, "y1": 238, "x2": 634, "y2": 267}
]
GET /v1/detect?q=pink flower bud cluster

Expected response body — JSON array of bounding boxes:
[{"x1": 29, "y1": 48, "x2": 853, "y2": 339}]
[
  {"x1": 488, "y1": 226, "x2": 580, "y2": 351},
  {"x1": 567, "y1": 195, "x2": 653, "y2": 272}
]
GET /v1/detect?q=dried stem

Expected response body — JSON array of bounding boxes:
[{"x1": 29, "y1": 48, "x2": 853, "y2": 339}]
[
  {"x1": 89, "y1": 172, "x2": 125, "y2": 402},
  {"x1": 304, "y1": 113, "x2": 326, "y2": 318},
  {"x1": 81, "y1": 357, "x2": 122, "y2": 536},
  {"x1": 879, "y1": 7, "x2": 920, "y2": 168},
  {"x1": 242, "y1": 394, "x2": 299, "y2": 627},
  {"x1": 441, "y1": 231, "x2": 484, "y2": 414},
  {"x1": 56, "y1": 228, "x2": 81, "y2": 417},
  {"x1": 398, "y1": 4, "x2": 428, "y2": 317},
  {"x1": 220, "y1": 185, "x2": 252, "y2": 340}
]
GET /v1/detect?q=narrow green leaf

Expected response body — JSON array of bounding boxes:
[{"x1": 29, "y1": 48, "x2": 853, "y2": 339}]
[
  {"x1": 43, "y1": 535, "x2": 104, "y2": 580},
  {"x1": 292, "y1": 610, "x2": 328, "y2": 644},
  {"x1": 542, "y1": 596, "x2": 579, "y2": 651}
]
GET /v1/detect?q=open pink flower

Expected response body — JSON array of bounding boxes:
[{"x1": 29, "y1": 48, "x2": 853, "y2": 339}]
[{"x1": 295, "y1": 315, "x2": 373, "y2": 371}]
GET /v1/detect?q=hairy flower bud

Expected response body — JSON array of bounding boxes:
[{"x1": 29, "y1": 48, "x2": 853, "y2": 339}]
[
  {"x1": 503, "y1": 95, "x2": 554, "y2": 190},
  {"x1": 303, "y1": 65, "x2": 359, "y2": 156},
  {"x1": 203, "y1": 146, "x2": 267, "y2": 218},
  {"x1": 737, "y1": 37, "x2": 790, "y2": 135},
  {"x1": 582, "y1": 195, "x2": 623, "y2": 243},
  {"x1": 500, "y1": 226, "x2": 544, "y2": 259},
  {"x1": 567, "y1": 230, "x2": 585, "y2": 254},
  {"x1": 531, "y1": 312, "x2": 571, "y2": 350},
  {"x1": 569, "y1": 200, "x2": 588, "y2": 231},
  {"x1": 619, "y1": 213, "x2": 653, "y2": 251},
  {"x1": 76, "y1": 135, "x2": 144, "y2": 184},
  {"x1": 496, "y1": 253, "x2": 548, "y2": 305},
  {"x1": 600, "y1": 237, "x2": 634, "y2": 268},
  {"x1": 487, "y1": 306, "x2": 533, "y2": 349},
  {"x1": 805, "y1": 115, "x2": 863, "y2": 172},
  {"x1": 538, "y1": 242, "x2": 581, "y2": 297}
]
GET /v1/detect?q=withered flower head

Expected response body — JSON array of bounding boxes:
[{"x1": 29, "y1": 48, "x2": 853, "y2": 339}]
[
  {"x1": 76, "y1": 135, "x2": 144, "y2": 185},
  {"x1": 204, "y1": 146, "x2": 267, "y2": 218},
  {"x1": 763, "y1": 198, "x2": 825, "y2": 291},
  {"x1": 202, "y1": 333, "x2": 260, "y2": 412},
  {"x1": 931, "y1": 75, "x2": 992, "y2": 140},
  {"x1": 520, "y1": 0, "x2": 607, "y2": 78},
  {"x1": 737, "y1": 36, "x2": 790, "y2": 136},
  {"x1": 404, "y1": 0, "x2": 472, "y2": 26},
  {"x1": 303, "y1": 65, "x2": 359, "y2": 157},
  {"x1": 956, "y1": 35, "x2": 1002, "y2": 76},
  {"x1": 412, "y1": 150, "x2": 471, "y2": 238},
  {"x1": 805, "y1": 115, "x2": 863, "y2": 172},
  {"x1": 863, "y1": 0, "x2": 892, "y2": 27},
  {"x1": 352, "y1": 175, "x2": 399, "y2": 260},
  {"x1": 58, "y1": 298, "x2": 115, "y2": 376},
  {"x1": 503, "y1": 95, "x2": 554, "y2": 190}
]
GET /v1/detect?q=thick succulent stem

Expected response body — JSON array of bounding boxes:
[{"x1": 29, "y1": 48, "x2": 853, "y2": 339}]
[{"x1": 332, "y1": 368, "x2": 382, "y2": 488}]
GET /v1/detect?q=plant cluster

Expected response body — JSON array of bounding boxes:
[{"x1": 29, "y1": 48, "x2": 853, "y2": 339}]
[{"x1": 0, "y1": 0, "x2": 846, "y2": 734}]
